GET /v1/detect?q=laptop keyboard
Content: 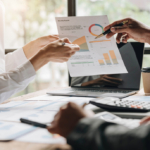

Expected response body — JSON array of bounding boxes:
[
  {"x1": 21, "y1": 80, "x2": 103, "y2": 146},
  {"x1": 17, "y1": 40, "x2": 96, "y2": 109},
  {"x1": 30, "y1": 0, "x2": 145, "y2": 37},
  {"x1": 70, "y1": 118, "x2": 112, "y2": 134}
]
[{"x1": 71, "y1": 89, "x2": 132, "y2": 93}]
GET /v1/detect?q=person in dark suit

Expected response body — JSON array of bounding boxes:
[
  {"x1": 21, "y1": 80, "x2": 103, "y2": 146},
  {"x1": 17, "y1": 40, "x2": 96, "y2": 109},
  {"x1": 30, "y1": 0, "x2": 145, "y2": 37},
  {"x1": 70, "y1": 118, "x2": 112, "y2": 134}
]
[
  {"x1": 47, "y1": 18, "x2": 150, "y2": 150},
  {"x1": 48, "y1": 102, "x2": 150, "y2": 150}
]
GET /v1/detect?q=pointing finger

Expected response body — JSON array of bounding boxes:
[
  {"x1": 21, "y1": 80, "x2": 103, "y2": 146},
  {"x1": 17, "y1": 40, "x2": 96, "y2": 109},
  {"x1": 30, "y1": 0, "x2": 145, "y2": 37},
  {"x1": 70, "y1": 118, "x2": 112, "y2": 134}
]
[{"x1": 111, "y1": 26, "x2": 130, "y2": 34}]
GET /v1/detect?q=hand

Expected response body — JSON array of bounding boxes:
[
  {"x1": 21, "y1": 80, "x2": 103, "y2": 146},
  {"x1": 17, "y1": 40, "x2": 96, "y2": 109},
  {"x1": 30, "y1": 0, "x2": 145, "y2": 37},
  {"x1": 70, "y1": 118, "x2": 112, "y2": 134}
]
[
  {"x1": 47, "y1": 102, "x2": 94, "y2": 138},
  {"x1": 30, "y1": 38, "x2": 80, "y2": 71},
  {"x1": 81, "y1": 75, "x2": 122, "y2": 87},
  {"x1": 43, "y1": 38, "x2": 79, "y2": 62},
  {"x1": 104, "y1": 18, "x2": 150, "y2": 44},
  {"x1": 140, "y1": 116, "x2": 150, "y2": 125},
  {"x1": 23, "y1": 35, "x2": 60, "y2": 59}
]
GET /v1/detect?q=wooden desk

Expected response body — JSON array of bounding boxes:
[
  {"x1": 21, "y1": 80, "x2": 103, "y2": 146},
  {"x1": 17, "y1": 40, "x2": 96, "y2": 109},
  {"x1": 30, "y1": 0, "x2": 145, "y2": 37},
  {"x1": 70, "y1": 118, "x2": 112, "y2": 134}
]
[
  {"x1": 1, "y1": 88, "x2": 150, "y2": 150},
  {"x1": 0, "y1": 88, "x2": 72, "y2": 150}
]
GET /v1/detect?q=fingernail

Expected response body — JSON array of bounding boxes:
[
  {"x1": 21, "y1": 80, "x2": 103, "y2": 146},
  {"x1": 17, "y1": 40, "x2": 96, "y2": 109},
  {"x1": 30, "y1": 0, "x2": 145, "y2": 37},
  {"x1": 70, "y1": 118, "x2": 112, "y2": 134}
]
[{"x1": 111, "y1": 27, "x2": 115, "y2": 32}]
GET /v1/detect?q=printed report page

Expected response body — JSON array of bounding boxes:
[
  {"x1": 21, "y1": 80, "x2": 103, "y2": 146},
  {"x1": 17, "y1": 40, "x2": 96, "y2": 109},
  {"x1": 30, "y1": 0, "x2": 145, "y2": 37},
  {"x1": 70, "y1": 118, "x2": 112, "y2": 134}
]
[{"x1": 56, "y1": 16, "x2": 127, "y2": 77}]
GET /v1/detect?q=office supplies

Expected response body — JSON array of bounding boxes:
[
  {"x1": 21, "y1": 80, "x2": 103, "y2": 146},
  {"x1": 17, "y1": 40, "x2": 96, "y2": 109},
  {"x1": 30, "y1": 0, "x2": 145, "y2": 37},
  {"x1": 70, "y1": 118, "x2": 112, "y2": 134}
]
[
  {"x1": 48, "y1": 42, "x2": 144, "y2": 98},
  {"x1": 95, "y1": 20, "x2": 128, "y2": 39},
  {"x1": 95, "y1": 112, "x2": 140, "y2": 129},
  {"x1": 17, "y1": 129, "x2": 66, "y2": 144},
  {"x1": 90, "y1": 97, "x2": 150, "y2": 112},
  {"x1": 20, "y1": 118, "x2": 47, "y2": 128},
  {"x1": 56, "y1": 16, "x2": 127, "y2": 77},
  {"x1": 0, "y1": 121, "x2": 36, "y2": 141}
]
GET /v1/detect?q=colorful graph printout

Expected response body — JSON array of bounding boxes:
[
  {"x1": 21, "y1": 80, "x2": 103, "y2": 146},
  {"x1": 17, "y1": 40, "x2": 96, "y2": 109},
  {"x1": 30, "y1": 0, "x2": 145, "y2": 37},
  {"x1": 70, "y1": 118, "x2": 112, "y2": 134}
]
[
  {"x1": 73, "y1": 36, "x2": 89, "y2": 52},
  {"x1": 56, "y1": 16, "x2": 128, "y2": 77},
  {"x1": 109, "y1": 50, "x2": 118, "y2": 64},
  {"x1": 103, "y1": 53, "x2": 112, "y2": 65}
]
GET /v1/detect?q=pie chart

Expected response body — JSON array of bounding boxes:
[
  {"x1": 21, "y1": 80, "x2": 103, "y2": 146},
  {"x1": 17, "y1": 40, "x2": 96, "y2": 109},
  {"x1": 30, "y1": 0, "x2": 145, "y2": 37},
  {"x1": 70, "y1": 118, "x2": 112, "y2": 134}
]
[{"x1": 89, "y1": 24, "x2": 104, "y2": 36}]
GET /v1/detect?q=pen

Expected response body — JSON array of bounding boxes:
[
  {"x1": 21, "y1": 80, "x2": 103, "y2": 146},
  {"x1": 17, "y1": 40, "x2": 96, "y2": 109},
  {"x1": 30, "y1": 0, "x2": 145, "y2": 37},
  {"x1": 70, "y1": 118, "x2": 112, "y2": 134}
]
[
  {"x1": 95, "y1": 20, "x2": 129, "y2": 39},
  {"x1": 20, "y1": 118, "x2": 48, "y2": 129}
]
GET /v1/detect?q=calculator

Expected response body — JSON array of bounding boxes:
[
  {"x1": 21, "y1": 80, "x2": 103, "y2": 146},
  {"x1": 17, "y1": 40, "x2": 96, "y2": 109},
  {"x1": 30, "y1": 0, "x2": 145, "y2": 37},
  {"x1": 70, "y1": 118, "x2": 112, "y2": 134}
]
[
  {"x1": 95, "y1": 112, "x2": 140, "y2": 129},
  {"x1": 90, "y1": 97, "x2": 150, "y2": 112}
]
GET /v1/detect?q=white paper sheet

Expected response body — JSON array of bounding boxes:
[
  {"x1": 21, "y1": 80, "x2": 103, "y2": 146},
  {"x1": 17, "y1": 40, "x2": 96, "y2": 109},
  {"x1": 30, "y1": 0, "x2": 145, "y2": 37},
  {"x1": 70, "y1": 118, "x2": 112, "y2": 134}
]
[
  {"x1": 0, "y1": 97, "x2": 91, "y2": 111},
  {"x1": 26, "y1": 95, "x2": 66, "y2": 101},
  {"x1": 0, "y1": 121, "x2": 36, "y2": 141},
  {"x1": 26, "y1": 95, "x2": 94, "y2": 102},
  {"x1": 123, "y1": 96, "x2": 150, "y2": 102},
  {"x1": 0, "y1": 110, "x2": 57, "y2": 124},
  {"x1": 17, "y1": 129, "x2": 66, "y2": 144},
  {"x1": 56, "y1": 16, "x2": 127, "y2": 77}
]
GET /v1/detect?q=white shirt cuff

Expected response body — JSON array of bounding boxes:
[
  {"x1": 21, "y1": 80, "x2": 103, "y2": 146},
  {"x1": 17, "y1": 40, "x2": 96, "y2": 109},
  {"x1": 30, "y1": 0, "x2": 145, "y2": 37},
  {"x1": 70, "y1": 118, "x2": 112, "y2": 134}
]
[
  {"x1": 19, "y1": 60, "x2": 36, "y2": 80},
  {"x1": 13, "y1": 47, "x2": 28, "y2": 65}
]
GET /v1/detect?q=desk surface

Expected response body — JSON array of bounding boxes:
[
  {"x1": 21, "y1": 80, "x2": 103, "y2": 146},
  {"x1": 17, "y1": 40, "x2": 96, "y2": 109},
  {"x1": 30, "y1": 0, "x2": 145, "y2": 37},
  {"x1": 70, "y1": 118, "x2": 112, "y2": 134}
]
[
  {"x1": 0, "y1": 88, "x2": 72, "y2": 150},
  {"x1": 1, "y1": 88, "x2": 150, "y2": 150}
]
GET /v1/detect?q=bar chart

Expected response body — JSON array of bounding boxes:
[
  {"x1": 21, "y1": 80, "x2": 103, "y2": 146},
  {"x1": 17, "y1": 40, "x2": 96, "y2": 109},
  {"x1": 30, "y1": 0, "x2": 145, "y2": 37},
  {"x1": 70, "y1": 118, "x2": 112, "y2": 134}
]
[
  {"x1": 98, "y1": 60, "x2": 105, "y2": 65},
  {"x1": 103, "y1": 53, "x2": 112, "y2": 65},
  {"x1": 109, "y1": 50, "x2": 118, "y2": 64}
]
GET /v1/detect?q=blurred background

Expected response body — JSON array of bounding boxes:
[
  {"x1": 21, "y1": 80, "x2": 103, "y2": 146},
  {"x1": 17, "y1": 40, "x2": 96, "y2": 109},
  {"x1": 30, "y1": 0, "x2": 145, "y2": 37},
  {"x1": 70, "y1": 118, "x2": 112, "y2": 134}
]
[{"x1": 2, "y1": 0, "x2": 150, "y2": 97}]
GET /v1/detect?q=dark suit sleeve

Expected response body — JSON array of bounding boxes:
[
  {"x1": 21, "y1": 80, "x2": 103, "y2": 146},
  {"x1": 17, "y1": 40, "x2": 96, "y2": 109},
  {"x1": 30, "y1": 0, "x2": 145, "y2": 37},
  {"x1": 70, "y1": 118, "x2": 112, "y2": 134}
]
[{"x1": 67, "y1": 118, "x2": 150, "y2": 150}]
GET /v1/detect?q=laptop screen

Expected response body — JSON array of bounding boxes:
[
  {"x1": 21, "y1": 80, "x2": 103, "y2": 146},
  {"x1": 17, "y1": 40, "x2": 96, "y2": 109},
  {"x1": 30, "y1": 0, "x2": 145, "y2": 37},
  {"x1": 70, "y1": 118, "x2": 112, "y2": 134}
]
[{"x1": 69, "y1": 42, "x2": 144, "y2": 90}]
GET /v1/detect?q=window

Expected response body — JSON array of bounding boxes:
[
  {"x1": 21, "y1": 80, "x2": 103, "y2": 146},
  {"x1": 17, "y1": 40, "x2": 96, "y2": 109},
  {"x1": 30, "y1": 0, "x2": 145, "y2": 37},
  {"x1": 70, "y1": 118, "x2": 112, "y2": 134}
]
[
  {"x1": 3, "y1": 0, "x2": 67, "y2": 48},
  {"x1": 78, "y1": 0, "x2": 150, "y2": 25},
  {"x1": 2, "y1": 0, "x2": 68, "y2": 97},
  {"x1": 3, "y1": 0, "x2": 150, "y2": 97},
  {"x1": 77, "y1": 0, "x2": 150, "y2": 47}
]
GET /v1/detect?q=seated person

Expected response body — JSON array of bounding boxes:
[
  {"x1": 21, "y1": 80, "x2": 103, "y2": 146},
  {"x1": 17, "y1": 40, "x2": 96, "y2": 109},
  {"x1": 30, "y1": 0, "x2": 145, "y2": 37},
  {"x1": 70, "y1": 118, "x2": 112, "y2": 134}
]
[
  {"x1": 0, "y1": 1, "x2": 80, "y2": 103},
  {"x1": 47, "y1": 17, "x2": 150, "y2": 150},
  {"x1": 48, "y1": 102, "x2": 150, "y2": 150}
]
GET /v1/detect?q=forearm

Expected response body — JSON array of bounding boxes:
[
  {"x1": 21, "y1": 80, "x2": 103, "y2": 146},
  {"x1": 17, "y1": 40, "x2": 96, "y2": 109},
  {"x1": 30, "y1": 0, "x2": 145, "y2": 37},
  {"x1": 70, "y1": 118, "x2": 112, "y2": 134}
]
[
  {"x1": 67, "y1": 118, "x2": 150, "y2": 150},
  {"x1": 81, "y1": 81, "x2": 94, "y2": 86},
  {"x1": 23, "y1": 40, "x2": 37, "y2": 60},
  {"x1": 30, "y1": 50, "x2": 49, "y2": 71}
]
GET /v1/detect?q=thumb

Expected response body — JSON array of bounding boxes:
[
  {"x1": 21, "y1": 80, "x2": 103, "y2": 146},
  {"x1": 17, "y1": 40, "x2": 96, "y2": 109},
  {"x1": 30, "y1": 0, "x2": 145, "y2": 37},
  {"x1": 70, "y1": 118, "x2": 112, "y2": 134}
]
[
  {"x1": 62, "y1": 38, "x2": 72, "y2": 44},
  {"x1": 47, "y1": 126, "x2": 55, "y2": 134},
  {"x1": 140, "y1": 116, "x2": 150, "y2": 125},
  {"x1": 111, "y1": 26, "x2": 130, "y2": 34},
  {"x1": 82, "y1": 103, "x2": 87, "y2": 108}
]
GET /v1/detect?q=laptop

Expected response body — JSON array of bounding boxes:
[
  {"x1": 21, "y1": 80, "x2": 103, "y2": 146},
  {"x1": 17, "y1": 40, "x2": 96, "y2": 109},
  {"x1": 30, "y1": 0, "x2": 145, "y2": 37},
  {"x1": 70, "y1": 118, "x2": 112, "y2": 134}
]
[{"x1": 48, "y1": 42, "x2": 145, "y2": 98}]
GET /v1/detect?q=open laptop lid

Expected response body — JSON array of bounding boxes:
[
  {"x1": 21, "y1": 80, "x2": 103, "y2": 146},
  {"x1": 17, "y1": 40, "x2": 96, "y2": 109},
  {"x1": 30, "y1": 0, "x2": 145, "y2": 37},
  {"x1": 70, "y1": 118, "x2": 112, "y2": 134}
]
[{"x1": 69, "y1": 42, "x2": 145, "y2": 90}]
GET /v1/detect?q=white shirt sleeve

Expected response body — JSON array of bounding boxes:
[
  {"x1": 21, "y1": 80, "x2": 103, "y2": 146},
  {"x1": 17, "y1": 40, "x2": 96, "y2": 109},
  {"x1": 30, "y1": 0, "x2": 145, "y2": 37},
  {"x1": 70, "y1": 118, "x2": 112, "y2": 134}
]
[
  {"x1": 0, "y1": 1, "x2": 36, "y2": 103},
  {"x1": 0, "y1": 61, "x2": 36, "y2": 104},
  {"x1": 5, "y1": 48, "x2": 28, "y2": 72}
]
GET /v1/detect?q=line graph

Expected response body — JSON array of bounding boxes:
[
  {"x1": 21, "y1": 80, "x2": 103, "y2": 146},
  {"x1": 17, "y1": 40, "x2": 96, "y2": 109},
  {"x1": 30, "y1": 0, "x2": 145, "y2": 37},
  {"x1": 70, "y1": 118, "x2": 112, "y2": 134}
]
[{"x1": 89, "y1": 40, "x2": 111, "y2": 43}]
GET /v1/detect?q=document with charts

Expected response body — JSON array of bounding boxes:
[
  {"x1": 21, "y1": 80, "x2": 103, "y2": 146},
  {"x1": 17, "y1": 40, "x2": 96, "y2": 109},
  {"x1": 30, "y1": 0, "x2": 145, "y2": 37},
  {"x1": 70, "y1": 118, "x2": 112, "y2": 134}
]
[{"x1": 56, "y1": 16, "x2": 128, "y2": 77}]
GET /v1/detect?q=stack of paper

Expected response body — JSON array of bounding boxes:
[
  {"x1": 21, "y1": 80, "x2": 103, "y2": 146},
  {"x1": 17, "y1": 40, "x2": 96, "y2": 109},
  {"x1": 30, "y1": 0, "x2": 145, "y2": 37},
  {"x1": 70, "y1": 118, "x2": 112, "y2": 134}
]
[{"x1": 0, "y1": 95, "x2": 94, "y2": 143}]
